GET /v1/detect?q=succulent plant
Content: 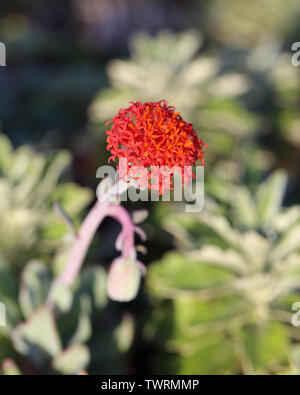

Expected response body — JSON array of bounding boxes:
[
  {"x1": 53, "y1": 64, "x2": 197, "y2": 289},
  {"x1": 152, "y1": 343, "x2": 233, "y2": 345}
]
[
  {"x1": 146, "y1": 171, "x2": 300, "y2": 374},
  {"x1": 89, "y1": 30, "x2": 258, "y2": 142},
  {"x1": 0, "y1": 134, "x2": 136, "y2": 374},
  {"x1": 206, "y1": 0, "x2": 300, "y2": 48},
  {"x1": 0, "y1": 254, "x2": 134, "y2": 375},
  {"x1": 0, "y1": 133, "x2": 92, "y2": 270}
]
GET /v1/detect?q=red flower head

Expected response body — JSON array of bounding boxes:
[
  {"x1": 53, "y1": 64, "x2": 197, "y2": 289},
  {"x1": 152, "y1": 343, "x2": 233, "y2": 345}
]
[{"x1": 106, "y1": 100, "x2": 207, "y2": 194}]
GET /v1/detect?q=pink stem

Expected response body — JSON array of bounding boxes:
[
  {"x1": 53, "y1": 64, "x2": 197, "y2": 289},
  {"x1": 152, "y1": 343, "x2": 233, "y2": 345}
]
[
  {"x1": 56, "y1": 201, "x2": 135, "y2": 288},
  {"x1": 107, "y1": 204, "x2": 135, "y2": 259}
]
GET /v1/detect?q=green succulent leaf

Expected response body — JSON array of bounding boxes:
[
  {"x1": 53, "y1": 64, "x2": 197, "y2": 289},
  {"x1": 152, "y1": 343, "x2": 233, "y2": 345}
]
[
  {"x1": 271, "y1": 225, "x2": 300, "y2": 261},
  {"x1": 52, "y1": 343, "x2": 90, "y2": 375},
  {"x1": 12, "y1": 305, "x2": 62, "y2": 366},
  {"x1": 48, "y1": 281, "x2": 73, "y2": 314},
  {"x1": 51, "y1": 183, "x2": 92, "y2": 217},
  {"x1": 231, "y1": 186, "x2": 257, "y2": 228},
  {"x1": 70, "y1": 295, "x2": 92, "y2": 345},
  {"x1": 188, "y1": 245, "x2": 247, "y2": 275},
  {"x1": 19, "y1": 261, "x2": 51, "y2": 319},
  {"x1": 114, "y1": 314, "x2": 134, "y2": 353},
  {"x1": 256, "y1": 170, "x2": 288, "y2": 227},
  {"x1": 148, "y1": 252, "x2": 234, "y2": 298},
  {"x1": 241, "y1": 322, "x2": 289, "y2": 373}
]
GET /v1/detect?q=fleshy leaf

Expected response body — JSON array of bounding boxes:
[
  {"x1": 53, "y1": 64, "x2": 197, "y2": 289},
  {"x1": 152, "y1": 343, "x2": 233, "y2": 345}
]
[
  {"x1": 12, "y1": 305, "x2": 62, "y2": 366},
  {"x1": 19, "y1": 260, "x2": 51, "y2": 319},
  {"x1": 256, "y1": 170, "x2": 288, "y2": 226},
  {"x1": 52, "y1": 344, "x2": 90, "y2": 375}
]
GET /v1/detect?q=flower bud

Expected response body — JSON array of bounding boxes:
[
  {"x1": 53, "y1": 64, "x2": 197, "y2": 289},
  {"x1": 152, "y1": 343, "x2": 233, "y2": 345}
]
[{"x1": 107, "y1": 256, "x2": 141, "y2": 302}]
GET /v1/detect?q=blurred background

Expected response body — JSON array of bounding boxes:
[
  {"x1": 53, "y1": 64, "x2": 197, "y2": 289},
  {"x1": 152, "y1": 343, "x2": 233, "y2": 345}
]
[{"x1": 1, "y1": 0, "x2": 300, "y2": 375}]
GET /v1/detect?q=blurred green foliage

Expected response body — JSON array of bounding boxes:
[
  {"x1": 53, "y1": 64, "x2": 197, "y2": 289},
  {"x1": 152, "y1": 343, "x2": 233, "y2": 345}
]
[
  {"x1": 0, "y1": 135, "x2": 134, "y2": 374},
  {"x1": 146, "y1": 171, "x2": 300, "y2": 374},
  {"x1": 0, "y1": 134, "x2": 92, "y2": 270},
  {"x1": 206, "y1": 0, "x2": 300, "y2": 48},
  {"x1": 0, "y1": 256, "x2": 134, "y2": 374}
]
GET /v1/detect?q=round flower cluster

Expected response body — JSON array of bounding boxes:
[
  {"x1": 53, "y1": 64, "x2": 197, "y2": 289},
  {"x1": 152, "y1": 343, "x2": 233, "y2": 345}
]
[{"x1": 106, "y1": 100, "x2": 206, "y2": 194}]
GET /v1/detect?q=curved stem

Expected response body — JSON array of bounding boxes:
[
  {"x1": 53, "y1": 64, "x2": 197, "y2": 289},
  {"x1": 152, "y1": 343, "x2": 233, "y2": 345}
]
[
  {"x1": 107, "y1": 204, "x2": 135, "y2": 259},
  {"x1": 57, "y1": 200, "x2": 106, "y2": 287},
  {"x1": 55, "y1": 201, "x2": 136, "y2": 288}
]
